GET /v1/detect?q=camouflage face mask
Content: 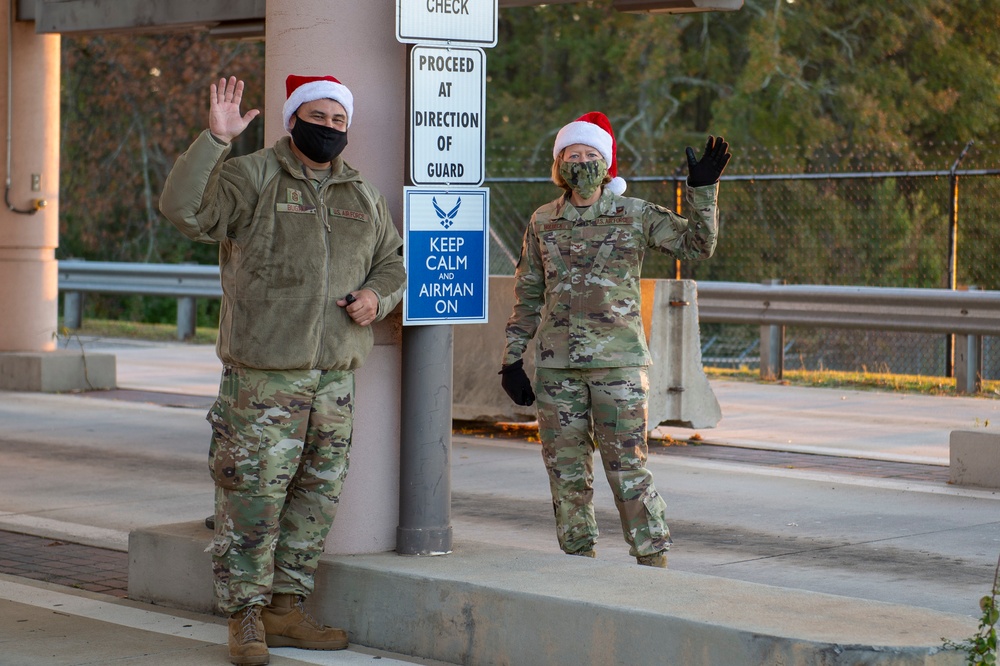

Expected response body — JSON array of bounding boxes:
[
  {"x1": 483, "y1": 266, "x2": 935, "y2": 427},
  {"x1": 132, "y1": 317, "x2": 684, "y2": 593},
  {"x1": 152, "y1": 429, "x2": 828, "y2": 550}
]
[{"x1": 559, "y1": 159, "x2": 608, "y2": 200}]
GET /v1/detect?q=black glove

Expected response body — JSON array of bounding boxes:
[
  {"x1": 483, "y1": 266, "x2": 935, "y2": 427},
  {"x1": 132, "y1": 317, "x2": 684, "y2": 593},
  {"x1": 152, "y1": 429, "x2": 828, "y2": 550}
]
[
  {"x1": 686, "y1": 135, "x2": 731, "y2": 187},
  {"x1": 499, "y1": 359, "x2": 535, "y2": 406}
]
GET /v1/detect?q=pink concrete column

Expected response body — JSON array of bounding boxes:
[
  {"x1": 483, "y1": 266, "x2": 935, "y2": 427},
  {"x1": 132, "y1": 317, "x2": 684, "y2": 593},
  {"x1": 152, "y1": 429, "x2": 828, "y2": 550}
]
[
  {"x1": 265, "y1": 2, "x2": 406, "y2": 554},
  {"x1": 0, "y1": 10, "x2": 60, "y2": 351}
]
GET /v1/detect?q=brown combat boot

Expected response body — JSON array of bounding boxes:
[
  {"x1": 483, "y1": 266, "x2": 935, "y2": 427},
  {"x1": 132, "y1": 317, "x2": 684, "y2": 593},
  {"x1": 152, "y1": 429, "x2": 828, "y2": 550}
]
[
  {"x1": 636, "y1": 551, "x2": 668, "y2": 568},
  {"x1": 227, "y1": 605, "x2": 269, "y2": 665},
  {"x1": 567, "y1": 549, "x2": 596, "y2": 558},
  {"x1": 262, "y1": 594, "x2": 349, "y2": 650}
]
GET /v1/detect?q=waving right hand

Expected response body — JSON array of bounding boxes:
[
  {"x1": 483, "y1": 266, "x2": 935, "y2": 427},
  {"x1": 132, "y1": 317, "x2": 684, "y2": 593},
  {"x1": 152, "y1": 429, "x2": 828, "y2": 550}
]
[{"x1": 209, "y1": 76, "x2": 260, "y2": 144}]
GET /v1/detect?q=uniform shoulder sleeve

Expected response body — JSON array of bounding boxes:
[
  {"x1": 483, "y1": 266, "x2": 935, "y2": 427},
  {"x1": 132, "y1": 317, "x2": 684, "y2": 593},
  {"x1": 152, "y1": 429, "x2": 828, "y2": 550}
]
[{"x1": 159, "y1": 130, "x2": 261, "y2": 243}]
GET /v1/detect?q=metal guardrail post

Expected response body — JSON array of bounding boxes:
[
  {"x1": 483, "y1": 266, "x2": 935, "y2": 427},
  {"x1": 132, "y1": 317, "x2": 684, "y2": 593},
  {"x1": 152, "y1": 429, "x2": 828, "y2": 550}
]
[
  {"x1": 945, "y1": 140, "x2": 974, "y2": 378},
  {"x1": 63, "y1": 292, "x2": 83, "y2": 329},
  {"x1": 759, "y1": 278, "x2": 785, "y2": 380},
  {"x1": 955, "y1": 286, "x2": 984, "y2": 394},
  {"x1": 177, "y1": 297, "x2": 197, "y2": 340},
  {"x1": 673, "y1": 177, "x2": 683, "y2": 280}
]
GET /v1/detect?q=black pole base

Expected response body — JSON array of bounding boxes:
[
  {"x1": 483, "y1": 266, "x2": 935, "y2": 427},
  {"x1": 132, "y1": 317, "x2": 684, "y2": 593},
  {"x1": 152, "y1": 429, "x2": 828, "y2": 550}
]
[{"x1": 396, "y1": 526, "x2": 453, "y2": 556}]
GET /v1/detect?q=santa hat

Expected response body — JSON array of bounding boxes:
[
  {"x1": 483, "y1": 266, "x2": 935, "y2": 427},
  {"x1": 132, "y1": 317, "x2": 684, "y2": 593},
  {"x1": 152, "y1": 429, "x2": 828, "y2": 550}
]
[
  {"x1": 552, "y1": 111, "x2": 626, "y2": 195},
  {"x1": 282, "y1": 74, "x2": 354, "y2": 131}
]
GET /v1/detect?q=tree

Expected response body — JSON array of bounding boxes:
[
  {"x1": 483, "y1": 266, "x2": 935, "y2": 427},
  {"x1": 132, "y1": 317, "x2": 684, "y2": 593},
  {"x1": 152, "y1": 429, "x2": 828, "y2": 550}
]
[
  {"x1": 60, "y1": 32, "x2": 264, "y2": 265},
  {"x1": 59, "y1": 32, "x2": 265, "y2": 321}
]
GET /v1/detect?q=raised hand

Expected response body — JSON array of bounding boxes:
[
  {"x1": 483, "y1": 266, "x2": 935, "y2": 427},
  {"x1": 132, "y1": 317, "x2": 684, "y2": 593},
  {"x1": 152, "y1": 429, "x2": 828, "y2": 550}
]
[
  {"x1": 209, "y1": 76, "x2": 260, "y2": 144},
  {"x1": 685, "y1": 136, "x2": 731, "y2": 187}
]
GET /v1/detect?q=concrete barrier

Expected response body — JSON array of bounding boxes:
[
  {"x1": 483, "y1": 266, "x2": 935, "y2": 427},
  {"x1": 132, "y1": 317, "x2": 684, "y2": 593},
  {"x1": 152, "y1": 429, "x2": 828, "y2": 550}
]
[
  {"x1": 129, "y1": 521, "x2": 971, "y2": 666},
  {"x1": 645, "y1": 279, "x2": 722, "y2": 428},
  {"x1": 0, "y1": 350, "x2": 115, "y2": 392},
  {"x1": 453, "y1": 276, "x2": 721, "y2": 430},
  {"x1": 949, "y1": 430, "x2": 1000, "y2": 489}
]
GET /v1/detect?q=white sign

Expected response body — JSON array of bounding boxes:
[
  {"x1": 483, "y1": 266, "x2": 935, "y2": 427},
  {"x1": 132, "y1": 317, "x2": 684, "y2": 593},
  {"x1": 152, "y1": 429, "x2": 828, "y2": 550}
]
[
  {"x1": 403, "y1": 187, "x2": 490, "y2": 326},
  {"x1": 410, "y1": 45, "x2": 485, "y2": 187},
  {"x1": 396, "y1": 0, "x2": 498, "y2": 47}
]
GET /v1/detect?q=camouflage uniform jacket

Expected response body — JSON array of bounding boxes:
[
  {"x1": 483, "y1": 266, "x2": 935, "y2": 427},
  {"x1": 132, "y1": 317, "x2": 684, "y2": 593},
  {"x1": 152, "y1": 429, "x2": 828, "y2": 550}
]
[
  {"x1": 159, "y1": 130, "x2": 405, "y2": 371},
  {"x1": 503, "y1": 185, "x2": 718, "y2": 369}
]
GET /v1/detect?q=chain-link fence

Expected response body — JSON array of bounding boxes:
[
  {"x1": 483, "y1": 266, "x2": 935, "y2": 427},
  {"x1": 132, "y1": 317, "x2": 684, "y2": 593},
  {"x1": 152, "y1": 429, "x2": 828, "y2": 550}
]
[{"x1": 486, "y1": 140, "x2": 1000, "y2": 379}]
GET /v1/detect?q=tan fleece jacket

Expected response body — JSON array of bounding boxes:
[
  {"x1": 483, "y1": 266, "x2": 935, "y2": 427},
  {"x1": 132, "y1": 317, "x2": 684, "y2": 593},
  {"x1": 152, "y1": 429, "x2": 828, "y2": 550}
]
[{"x1": 159, "y1": 130, "x2": 405, "y2": 371}]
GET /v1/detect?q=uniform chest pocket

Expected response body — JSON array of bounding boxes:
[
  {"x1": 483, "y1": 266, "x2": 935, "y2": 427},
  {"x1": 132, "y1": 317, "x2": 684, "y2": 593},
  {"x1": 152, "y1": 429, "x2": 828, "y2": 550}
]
[
  {"x1": 539, "y1": 227, "x2": 572, "y2": 278},
  {"x1": 328, "y1": 206, "x2": 378, "y2": 249},
  {"x1": 581, "y1": 224, "x2": 641, "y2": 276}
]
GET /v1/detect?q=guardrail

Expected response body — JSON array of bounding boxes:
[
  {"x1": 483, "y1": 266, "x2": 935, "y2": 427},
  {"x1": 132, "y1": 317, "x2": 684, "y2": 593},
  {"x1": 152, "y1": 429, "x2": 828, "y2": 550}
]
[
  {"x1": 696, "y1": 280, "x2": 998, "y2": 393},
  {"x1": 57, "y1": 261, "x2": 1000, "y2": 392},
  {"x1": 58, "y1": 260, "x2": 222, "y2": 340}
]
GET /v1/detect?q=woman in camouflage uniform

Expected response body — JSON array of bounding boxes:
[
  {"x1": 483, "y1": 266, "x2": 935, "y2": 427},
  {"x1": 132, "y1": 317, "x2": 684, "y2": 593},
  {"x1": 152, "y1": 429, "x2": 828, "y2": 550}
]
[{"x1": 500, "y1": 112, "x2": 729, "y2": 567}]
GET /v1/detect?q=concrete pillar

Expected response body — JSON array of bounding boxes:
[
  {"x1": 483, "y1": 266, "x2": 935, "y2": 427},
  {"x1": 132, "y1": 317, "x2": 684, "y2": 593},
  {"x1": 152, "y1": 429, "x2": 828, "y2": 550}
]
[
  {"x1": 265, "y1": 2, "x2": 406, "y2": 554},
  {"x1": 0, "y1": 5, "x2": 114, "y2": 391},
  {"x1": 0, "y1": 7, "x2": 59, "y2": 352}
]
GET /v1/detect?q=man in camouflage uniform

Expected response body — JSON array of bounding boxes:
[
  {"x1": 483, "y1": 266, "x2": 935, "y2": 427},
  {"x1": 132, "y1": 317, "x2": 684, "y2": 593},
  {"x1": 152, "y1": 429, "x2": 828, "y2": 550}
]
[
  {"x1": 159, "y1": 75, "x2": 405, "y2": 665},
  {"x1": 500, "y1": 112, "x2": 729, "y2": 568}
]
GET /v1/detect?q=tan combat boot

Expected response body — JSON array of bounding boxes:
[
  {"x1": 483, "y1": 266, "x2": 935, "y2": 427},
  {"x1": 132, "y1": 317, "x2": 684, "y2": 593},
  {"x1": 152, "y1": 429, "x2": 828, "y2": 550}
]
[
  {"x1": 262, "y1": 594, "x2": 349, "y2": 650},
  {"x1": 636, "y1": 551, "x2": 668, "y2": 568},
  {"x1": 228, "y1": 605, "x2": 269, "y2": 665}
]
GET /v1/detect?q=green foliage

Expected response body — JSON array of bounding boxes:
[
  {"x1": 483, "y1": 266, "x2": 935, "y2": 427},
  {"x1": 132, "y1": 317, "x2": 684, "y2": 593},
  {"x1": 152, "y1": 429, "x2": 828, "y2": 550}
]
[
  {"x1": 58, "y1": 32, "x2": 265, "y2": 320},
  {"x1": 485, "y1": 1, "x2": 1000, "y2": 289},
  {"x1": 490, "y1": 0, "x2": 1000, "y2": 167},
  {"x1": 943, "y1": 554, "x2": 999, "y2": 665}
]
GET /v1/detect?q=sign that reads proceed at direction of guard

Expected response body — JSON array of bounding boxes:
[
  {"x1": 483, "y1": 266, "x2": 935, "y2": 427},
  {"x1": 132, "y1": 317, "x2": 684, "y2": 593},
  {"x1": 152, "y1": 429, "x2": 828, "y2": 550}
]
[
  {"x1": 410, "y1": 45, "x2": 485, "y2": 187},
  {"x1": 403, "y1": 187, "x2": 489, "y2": 326},
  {"x1": 396, "y1": 0, "x2": 498, "y2": 47}
]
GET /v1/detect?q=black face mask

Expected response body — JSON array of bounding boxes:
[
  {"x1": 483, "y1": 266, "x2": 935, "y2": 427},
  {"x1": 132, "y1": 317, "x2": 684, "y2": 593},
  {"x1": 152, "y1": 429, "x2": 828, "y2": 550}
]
[{"x1": 290, "y1": 116, "x2": 348, "y2": 164}]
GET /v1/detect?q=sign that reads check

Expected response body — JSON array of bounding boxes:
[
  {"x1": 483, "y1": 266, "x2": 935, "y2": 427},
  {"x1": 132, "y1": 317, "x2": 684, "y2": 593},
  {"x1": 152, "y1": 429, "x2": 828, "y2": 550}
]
[{"x1": 396, "y1": 0, "x2": 498, "y2": 47}]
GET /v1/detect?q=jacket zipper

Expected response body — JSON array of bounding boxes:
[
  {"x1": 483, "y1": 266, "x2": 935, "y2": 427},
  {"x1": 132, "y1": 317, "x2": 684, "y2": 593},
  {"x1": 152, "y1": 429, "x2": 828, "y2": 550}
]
[{"x1": 311, "y1": 180, "x2": 331, "y2": 368}]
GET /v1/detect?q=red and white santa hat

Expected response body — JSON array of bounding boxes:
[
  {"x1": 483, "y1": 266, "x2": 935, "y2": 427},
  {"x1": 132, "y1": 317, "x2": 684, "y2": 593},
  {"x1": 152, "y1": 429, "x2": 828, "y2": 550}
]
[
  {"x1": 282, "y1": 74, "x2": 354, "y2": 131},
  {"x1": 552, "y1": 111, "x2": 626, "y2": 195}
]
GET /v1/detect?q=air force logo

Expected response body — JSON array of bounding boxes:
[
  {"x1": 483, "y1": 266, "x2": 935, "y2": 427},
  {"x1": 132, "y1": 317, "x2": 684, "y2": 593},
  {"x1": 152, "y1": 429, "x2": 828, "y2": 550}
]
[{"x1": 432, "y1": 196, "x2": 461, "y2": 229}]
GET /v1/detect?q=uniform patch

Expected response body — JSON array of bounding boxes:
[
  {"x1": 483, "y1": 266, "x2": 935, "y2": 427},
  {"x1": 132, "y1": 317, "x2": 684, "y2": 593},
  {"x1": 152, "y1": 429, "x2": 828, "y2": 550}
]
[
  {"x1": 330, "y1": 207, "x2": 368, "y2": 222},
  {"x1": 277, "y1": 188, "x2": 316, "y2": 213},
  {"x1": 539, "y1": 222, "x2": 571, "y2": 232},
  {"x1": 597, "y1": 216, "x2": 633, "y2": 225},
  {"x1": 276, "y1": 203, "x2": 318, "y2": 213}
]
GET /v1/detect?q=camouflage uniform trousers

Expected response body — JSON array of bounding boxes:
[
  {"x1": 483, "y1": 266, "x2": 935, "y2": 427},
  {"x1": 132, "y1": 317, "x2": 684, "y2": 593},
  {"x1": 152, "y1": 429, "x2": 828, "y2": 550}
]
[
  {"x1": 206, "y1": 366, "x2": 354, "y2": 616},
  {"x1": 534, "y1": 365, "x2": 671, "y2": 558}
]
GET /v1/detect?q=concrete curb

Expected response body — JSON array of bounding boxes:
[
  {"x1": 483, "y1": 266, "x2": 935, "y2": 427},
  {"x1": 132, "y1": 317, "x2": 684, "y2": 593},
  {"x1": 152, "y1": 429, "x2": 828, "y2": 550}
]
[{"x1": 130, "y1": 521, "x2": 973, "y2": 666}]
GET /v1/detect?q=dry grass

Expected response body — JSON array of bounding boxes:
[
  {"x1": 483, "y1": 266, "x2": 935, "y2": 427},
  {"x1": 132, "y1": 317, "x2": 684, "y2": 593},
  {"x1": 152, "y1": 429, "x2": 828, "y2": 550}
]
[
  {"x1": 705, "y1": 366, "x2": 1000, "y2": 399},
  {"x1": 58, "y1": 319, "x2": 218, "y2": 345}
]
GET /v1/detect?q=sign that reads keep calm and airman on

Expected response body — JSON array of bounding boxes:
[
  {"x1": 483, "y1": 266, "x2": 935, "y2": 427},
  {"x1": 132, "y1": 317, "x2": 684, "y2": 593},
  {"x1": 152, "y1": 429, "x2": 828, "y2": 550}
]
[{"x1": 403, "y1": 187, "x2": 489, "y2": 325}]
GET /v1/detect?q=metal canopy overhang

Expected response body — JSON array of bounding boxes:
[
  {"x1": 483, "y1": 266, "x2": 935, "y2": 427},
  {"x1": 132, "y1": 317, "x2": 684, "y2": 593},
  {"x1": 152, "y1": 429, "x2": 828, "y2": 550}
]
[
  {"x1": 21, "y1": 0, "x2": 573, "y2": 36},
  {"x1": 21, "y1": 0, "x2": 739, "y2": 37},
  {"x1": 21, "y1": 0, "x2": 267, "y2": 36}
]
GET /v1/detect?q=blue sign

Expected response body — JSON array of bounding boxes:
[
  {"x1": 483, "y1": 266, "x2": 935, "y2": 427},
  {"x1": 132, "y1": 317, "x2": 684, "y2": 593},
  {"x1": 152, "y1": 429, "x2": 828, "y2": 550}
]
[{"x1": 403, "y1": 187, "x2": 489, "y2": 326}]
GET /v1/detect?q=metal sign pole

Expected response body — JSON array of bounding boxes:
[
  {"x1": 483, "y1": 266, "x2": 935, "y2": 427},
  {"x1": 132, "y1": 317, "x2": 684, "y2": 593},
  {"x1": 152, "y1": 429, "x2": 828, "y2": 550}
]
[{"x1": 398, "y1": 323, "x2": 454, "y2": 555}]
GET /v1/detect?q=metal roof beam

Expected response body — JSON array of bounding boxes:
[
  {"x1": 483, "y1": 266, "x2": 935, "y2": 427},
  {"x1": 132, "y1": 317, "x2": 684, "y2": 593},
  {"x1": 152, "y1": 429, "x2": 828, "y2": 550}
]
[
  {"x1": 23, "y1": 0, "x2": 740, "y2": 37},
  {"x1": 26, "y1": 0, "x2": 266, "y2": 35}
]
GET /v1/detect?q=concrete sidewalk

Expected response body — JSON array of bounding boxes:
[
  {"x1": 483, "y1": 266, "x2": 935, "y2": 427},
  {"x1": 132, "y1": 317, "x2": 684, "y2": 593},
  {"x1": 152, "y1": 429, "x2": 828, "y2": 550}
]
[{"x1": 0, "y1": 337, "x2": 997, "y2": 664}]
